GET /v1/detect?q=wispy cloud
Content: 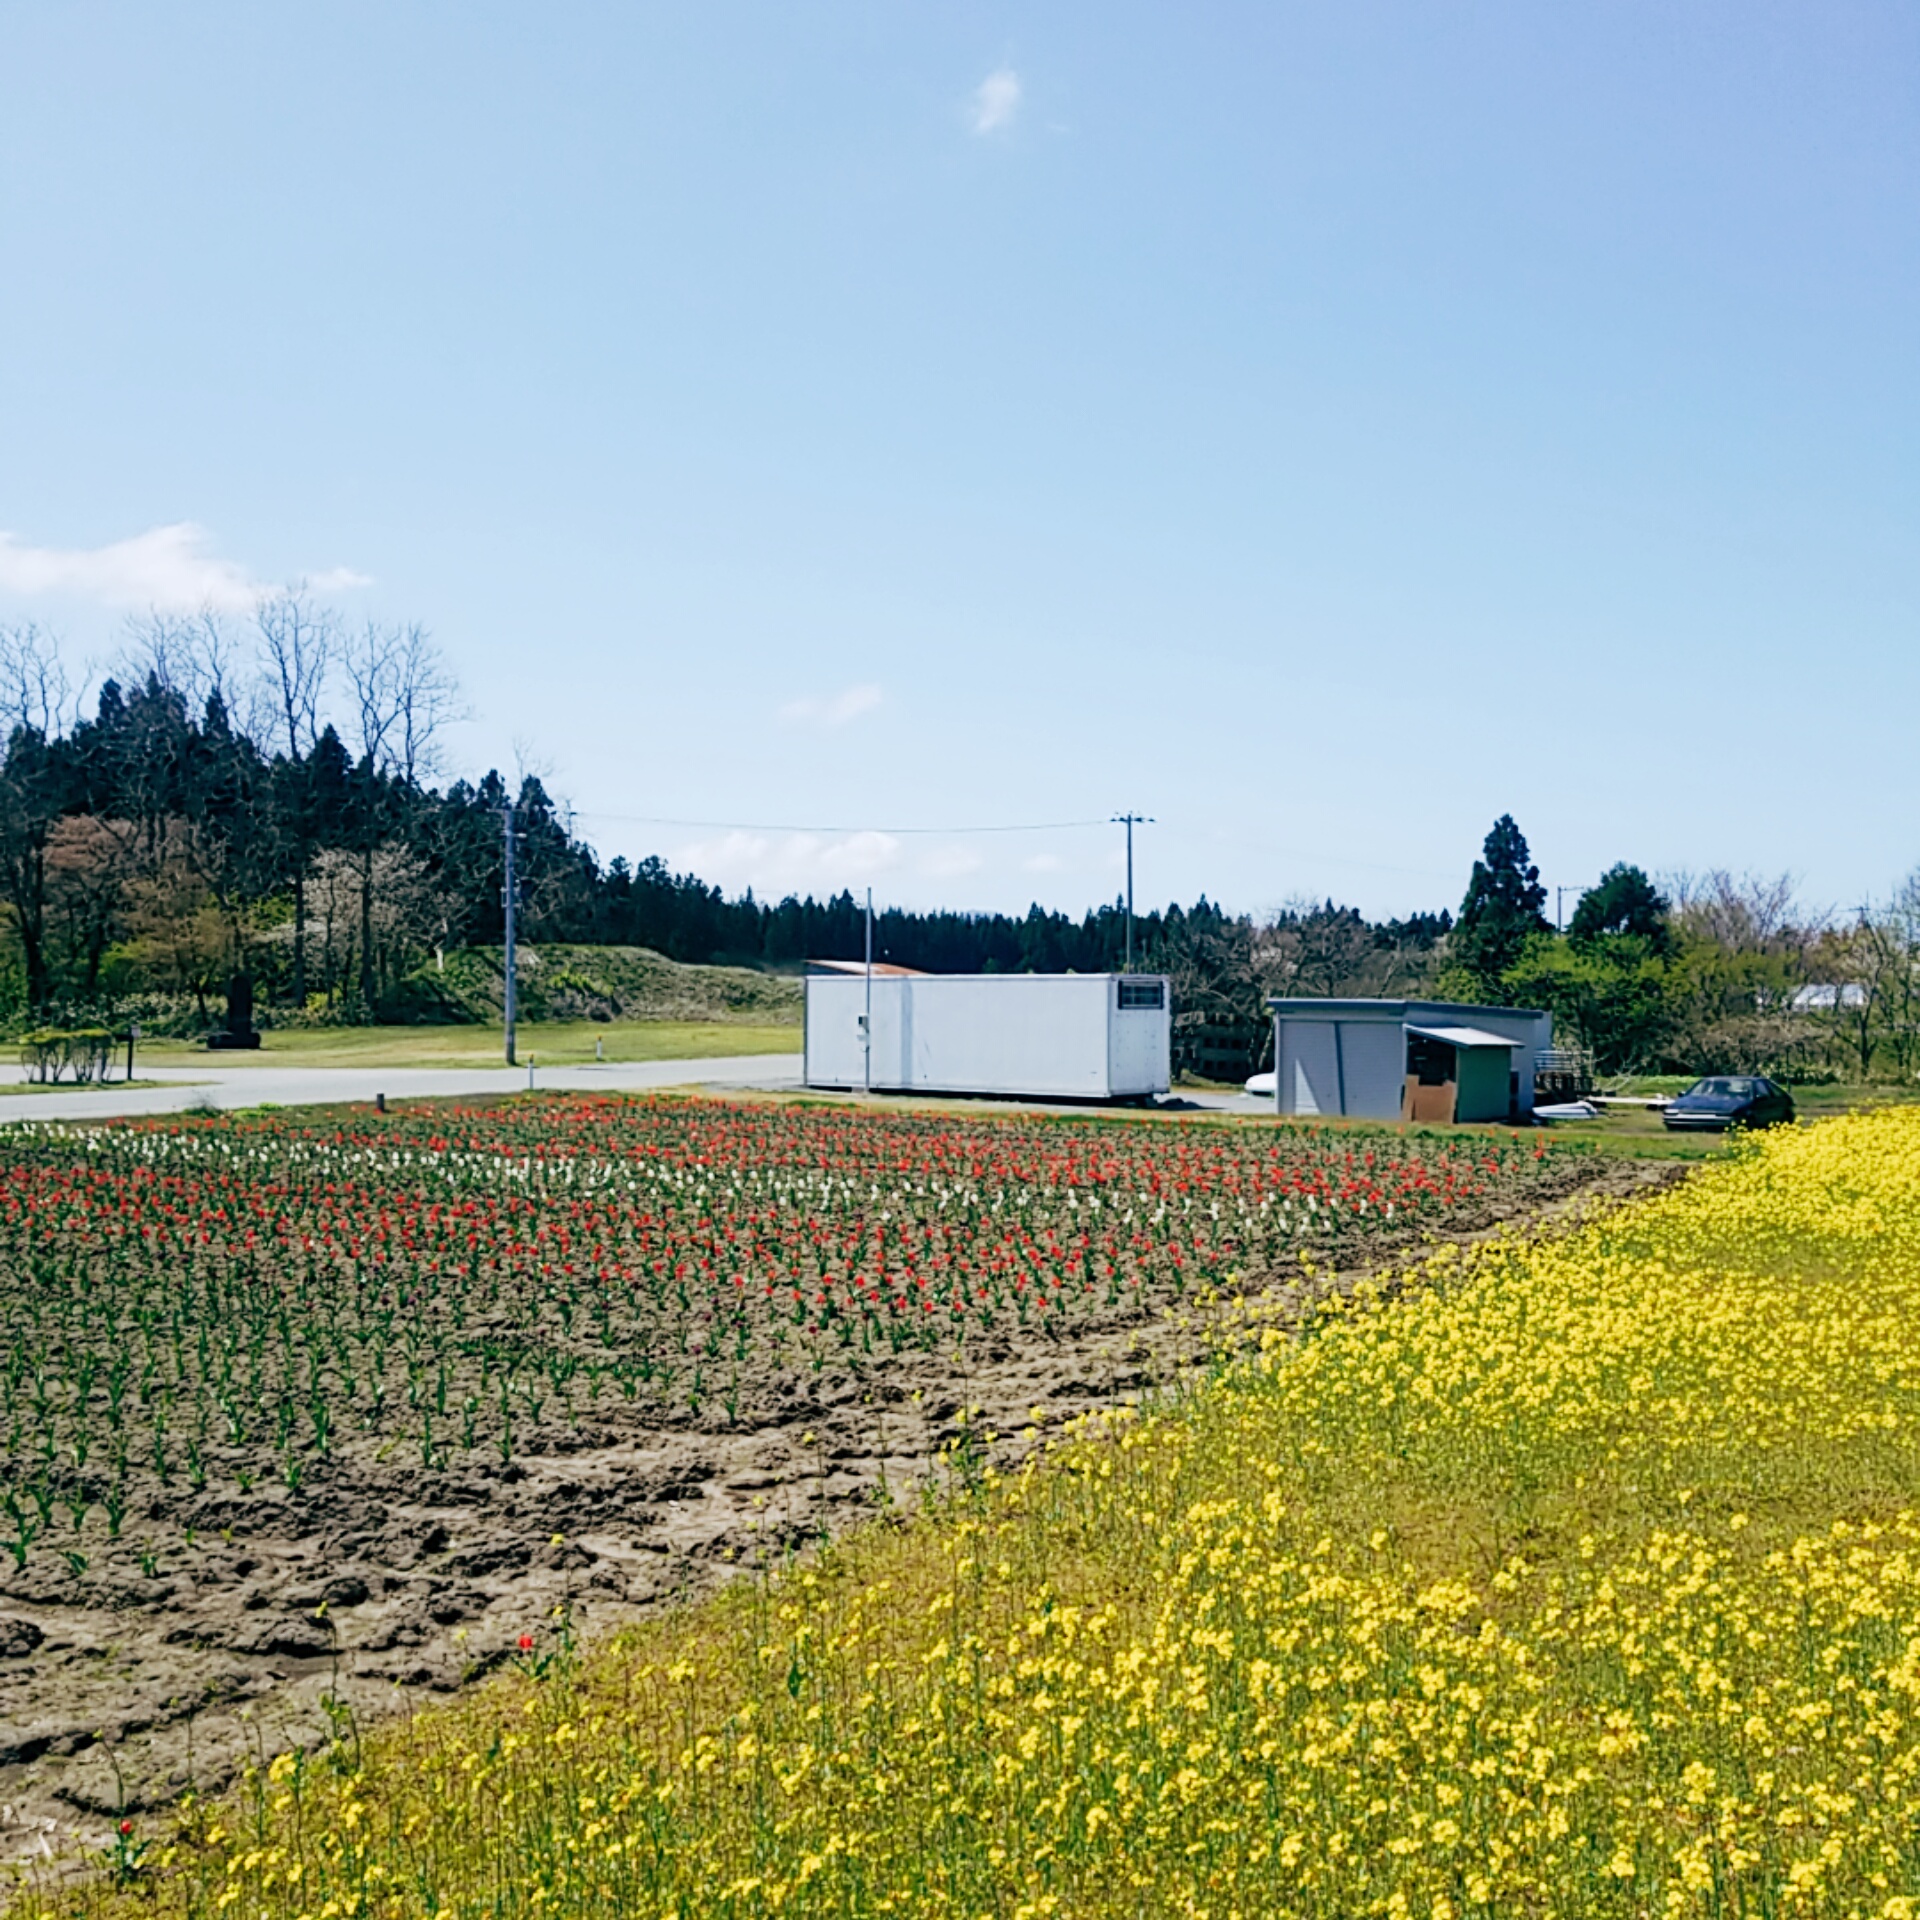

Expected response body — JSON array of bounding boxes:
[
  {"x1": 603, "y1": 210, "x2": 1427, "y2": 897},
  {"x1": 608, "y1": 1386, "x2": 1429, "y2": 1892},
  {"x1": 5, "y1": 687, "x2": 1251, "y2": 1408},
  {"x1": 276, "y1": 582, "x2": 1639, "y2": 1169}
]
[
  {"x1": 968, "y1": 67, "x2": 1021, "y2": 135},
  {"x1": 671, "y1": 829, "x2": 901, "y2": 898},
  {"x1": 0, "y1": 523, "x2": 371, "y2": 613},
  {"x1": 919, "y1": 846, "x2": 985, "y2": 880},
  {"x1": 778, "y1": 682, "x2": 883, "y2": 728}
]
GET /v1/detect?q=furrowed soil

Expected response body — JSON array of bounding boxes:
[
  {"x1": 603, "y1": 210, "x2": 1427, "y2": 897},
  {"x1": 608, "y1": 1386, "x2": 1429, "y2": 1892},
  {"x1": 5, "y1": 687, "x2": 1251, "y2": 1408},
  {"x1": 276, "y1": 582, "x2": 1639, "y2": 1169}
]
[{"x1": 0, "y1": 1110, "x2": 1666, "y2": 1869}]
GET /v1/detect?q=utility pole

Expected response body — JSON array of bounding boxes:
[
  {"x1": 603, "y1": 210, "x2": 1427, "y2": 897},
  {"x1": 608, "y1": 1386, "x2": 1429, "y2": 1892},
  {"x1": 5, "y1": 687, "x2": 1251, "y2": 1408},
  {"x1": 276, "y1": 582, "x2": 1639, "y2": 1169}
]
[
  {"x1": 502, "y1": 799, "x2": 518, "y2": 1067},
  {"x1": 1111, "y1": 813, "x2": 1153, "y2": 971},
  {"x1": 863, "y1": 887, "x2": 873, "y2": 1096}
]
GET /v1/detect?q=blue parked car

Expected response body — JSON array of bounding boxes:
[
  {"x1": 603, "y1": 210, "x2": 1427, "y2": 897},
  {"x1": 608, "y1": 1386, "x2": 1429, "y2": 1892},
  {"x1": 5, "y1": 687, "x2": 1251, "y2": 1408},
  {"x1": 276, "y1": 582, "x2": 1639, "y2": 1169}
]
[{"x1": 1661, "y1": 1075, "x2": 1796, "y2": 1132}]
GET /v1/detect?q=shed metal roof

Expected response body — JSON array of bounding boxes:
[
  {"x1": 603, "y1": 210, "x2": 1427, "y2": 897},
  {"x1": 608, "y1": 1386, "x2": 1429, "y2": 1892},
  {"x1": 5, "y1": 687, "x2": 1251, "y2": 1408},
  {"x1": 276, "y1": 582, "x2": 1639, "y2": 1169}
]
[
  {"x1": 1266, "y1": 996, "x2": 1550, "y2": 1022},
  {"x1": 1405, "y1": 1024, "x2": 1521, "y2": 1050},
  {"x1": 806, "y1": 959, "x2": 928, "y2": 977}
]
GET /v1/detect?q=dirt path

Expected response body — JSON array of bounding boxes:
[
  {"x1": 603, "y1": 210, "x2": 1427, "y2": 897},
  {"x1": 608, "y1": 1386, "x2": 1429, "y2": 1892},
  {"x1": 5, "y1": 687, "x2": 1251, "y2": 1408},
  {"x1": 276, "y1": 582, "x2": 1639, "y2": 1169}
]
[{"x1": 0, "y1": 1154, "x2": 1684, "y2": 1870}]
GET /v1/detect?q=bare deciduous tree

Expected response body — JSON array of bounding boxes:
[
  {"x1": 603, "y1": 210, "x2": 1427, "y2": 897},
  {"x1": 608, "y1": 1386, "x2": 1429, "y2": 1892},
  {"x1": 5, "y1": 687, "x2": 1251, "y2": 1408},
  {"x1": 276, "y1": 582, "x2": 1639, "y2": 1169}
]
[
  {"x1": 1879, "y1": 870, "x2": 1920, "y2": 1081},
  {"x1": 392, "y1": 624, "x2": 464, "y2": 786},
  {"x1": 1253, "y1": 896, "x2": 1431, "y2": 1002},
  {"x1": 1812, "y1": 875, "x2": 1920, "y2": 1080},
  {"x1": 302, "y1": 844, "x2": 453, "y2": 1014},
  {"x1": 0, "y1": 625, "x2": 75, "y2": 1009},
  {"x1": 1668, "y1": 870, "x2": 1816, "y2": 952},
  {"x1": 338, "y1": 619, "x2": 462, "y2": 1008},
  {"x1": 1663, "y1": 871, "x2": 1828, "y2": 1074},
  {"x1": 254, "y1": 590, "x2": 341, "y2": 1007},
  {"x1": 0, "y1": 622, "x2": 71, "y2": 738},
  {"x1": 122, "y1": 609, "x2": 271, "y2": 738},
  {"x1": 254, "y1": 590, "x2": 338, "y2": 760},
  {"x1": 344, "y1": 619, "x2": 463, "y2": 783}
]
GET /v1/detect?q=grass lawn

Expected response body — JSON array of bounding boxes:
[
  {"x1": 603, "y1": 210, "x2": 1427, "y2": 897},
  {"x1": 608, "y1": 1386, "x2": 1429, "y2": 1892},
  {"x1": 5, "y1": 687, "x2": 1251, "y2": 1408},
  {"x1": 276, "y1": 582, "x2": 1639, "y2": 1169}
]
[
  {"x1": 1173, "y1": 1077, "x2": 1920, "y2": 1163},
  {"x1": 1543, "y1": 1079, "x2": 1920, "y2": 1161},
  {"x1": 0, "y1": 1077, "x2": 190, "y2": 1096},
  {"x1": 1175, "y1": 1077, "x2": 1730, "y2": 1161},
  {"x1": 1534, "y1": 1101, "x2": 1733, "y2": 1160},
  {"x1": 137, "y1": 1020, "x2": 801, "y2": 1070},
  {"x1": 1791, "y1": 1077, "x2": 1920, "y2": 1115}
]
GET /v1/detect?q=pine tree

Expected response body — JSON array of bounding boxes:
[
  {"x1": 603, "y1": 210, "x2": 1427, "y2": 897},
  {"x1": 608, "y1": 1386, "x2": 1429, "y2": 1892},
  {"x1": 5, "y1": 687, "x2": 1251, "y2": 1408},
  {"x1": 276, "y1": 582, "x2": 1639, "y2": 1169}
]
[
  {"x1": 1568, "y1": 863, "x2": 1673, "y2": 956},
  {"x1": 1446, "y1": 814, "x2": 1551, "y2": 1002}
]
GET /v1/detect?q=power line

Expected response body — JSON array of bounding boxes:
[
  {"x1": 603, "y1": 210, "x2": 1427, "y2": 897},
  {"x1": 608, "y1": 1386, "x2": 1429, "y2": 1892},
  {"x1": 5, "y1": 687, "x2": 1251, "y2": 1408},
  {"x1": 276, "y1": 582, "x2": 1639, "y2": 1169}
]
[
  {"x1": 569, "y1": 810, "x2": 1111, "y2": 836},
  {"x1": 570, "y1": 809, "x2": 1467, "y2": 891},
  {"x1": 1146, "y1": 821, "x2": 1459, "y2": 884}
]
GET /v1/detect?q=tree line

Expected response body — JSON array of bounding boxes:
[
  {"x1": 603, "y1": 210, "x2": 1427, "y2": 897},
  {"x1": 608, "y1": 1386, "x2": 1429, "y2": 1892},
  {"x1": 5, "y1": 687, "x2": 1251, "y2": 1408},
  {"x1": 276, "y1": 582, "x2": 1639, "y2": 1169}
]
[
  {"x1": 0, "y1": 603, "x2": 1446, "y2": 1032},
  {"x1": 2, "y1": 605, "x2": 1912, "y2": 1080},
  {"x1": 1428, "y1": 815, "x2": 1920, "y2": 1082},
  {"x1": 1093, "y1": 815, "x2": 1919, "y2": 1084}
]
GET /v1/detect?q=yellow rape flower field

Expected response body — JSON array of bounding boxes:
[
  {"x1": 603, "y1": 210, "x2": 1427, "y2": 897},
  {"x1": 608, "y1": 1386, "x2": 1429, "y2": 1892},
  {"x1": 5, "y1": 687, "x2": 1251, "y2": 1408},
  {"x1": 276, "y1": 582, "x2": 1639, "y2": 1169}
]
[{"x1": 22, "y1": 1108, "x2": 1920, "y2": 1919}]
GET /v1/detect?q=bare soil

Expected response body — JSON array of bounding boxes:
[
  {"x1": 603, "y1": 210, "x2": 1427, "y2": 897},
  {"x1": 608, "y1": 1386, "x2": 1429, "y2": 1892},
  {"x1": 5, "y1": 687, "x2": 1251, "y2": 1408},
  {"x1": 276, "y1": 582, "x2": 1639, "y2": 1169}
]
[{"x1": 0, "y1": 1154, "x2": 1681, "y2": 1869}]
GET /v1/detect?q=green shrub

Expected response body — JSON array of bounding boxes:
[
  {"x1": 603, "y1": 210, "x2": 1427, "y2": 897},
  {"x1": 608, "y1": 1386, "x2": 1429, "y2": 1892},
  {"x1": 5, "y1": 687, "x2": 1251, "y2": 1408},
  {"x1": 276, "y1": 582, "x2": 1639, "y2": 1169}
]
[{"x1": 20, "y1": 1027, "x2": 115, "y2": 1084}]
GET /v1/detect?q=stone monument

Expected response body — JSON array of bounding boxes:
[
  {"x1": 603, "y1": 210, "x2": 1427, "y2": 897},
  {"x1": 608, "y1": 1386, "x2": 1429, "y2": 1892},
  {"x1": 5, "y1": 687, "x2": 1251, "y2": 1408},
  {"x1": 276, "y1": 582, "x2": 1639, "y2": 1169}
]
[{"x1": 206, "y1": 969, "x2": 263, "y2": 1050}]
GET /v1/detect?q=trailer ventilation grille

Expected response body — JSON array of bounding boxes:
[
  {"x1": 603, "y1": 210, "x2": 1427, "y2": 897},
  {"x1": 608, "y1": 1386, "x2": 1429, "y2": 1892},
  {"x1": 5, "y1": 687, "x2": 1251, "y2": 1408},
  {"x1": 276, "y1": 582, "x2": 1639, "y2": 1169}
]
[{"x1": 1117, "y1": 979, "x2": 1165, "y2": 1010}]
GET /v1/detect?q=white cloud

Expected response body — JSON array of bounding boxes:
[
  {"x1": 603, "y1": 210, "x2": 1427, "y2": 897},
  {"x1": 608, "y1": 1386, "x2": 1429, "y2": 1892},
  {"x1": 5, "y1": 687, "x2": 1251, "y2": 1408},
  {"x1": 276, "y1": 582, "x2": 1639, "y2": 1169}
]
[
  {"x1": 778, "y1": 682, "x2": 883, "y2": 728},
  {"x1": 307, "y1": 564, "x2": 375, "y2": 595},
  {"x1": 968, "y1": 67, "x2": 1021, "y2": 135},
  {"x1": 1022, "y1": 852, "x2": 1065, "y2": 874},
  {"x1": 671, "y1": 829, "x2": 902, "y2": 898},
  {"x1": 0, "y1": 522, "x2": 371, "y2": 613}
]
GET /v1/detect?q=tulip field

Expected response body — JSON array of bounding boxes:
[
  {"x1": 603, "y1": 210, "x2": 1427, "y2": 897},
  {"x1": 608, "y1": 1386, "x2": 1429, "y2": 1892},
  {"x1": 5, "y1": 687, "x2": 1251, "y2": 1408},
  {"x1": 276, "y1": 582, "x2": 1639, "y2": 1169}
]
[
  {"x1": 0, "y1": 1096, "x2": 1575, "y2": 1526},
  {"x1": 0, "y1": 1095, "x2": 1600, "y2": 1865},
  {"x1": 19, "y1": 1101, "x2": 1920, "y2": 1920}
]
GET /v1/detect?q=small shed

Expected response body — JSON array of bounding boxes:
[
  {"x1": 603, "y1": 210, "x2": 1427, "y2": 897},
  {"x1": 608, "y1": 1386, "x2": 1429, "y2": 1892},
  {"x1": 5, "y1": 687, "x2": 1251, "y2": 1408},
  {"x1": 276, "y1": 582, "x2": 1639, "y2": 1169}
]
[{"x1": 1266, "y1": 998, "x2": 1553, "y2": 1124}]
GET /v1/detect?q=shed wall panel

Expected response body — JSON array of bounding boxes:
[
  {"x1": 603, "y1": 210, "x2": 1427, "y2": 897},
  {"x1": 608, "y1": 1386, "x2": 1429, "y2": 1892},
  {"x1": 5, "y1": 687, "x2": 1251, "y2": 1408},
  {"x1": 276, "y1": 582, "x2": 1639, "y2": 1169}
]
[
  {"x1": 1337, "y1": 1021, "x2": 1408, "y2": 1119},
  {"x1": 1454, "y1": 1045, "x2": 1512, "y2": 1122},
  {"x1": 1281, "y1": 1022, "x2": 1340, "y2": 1116}
]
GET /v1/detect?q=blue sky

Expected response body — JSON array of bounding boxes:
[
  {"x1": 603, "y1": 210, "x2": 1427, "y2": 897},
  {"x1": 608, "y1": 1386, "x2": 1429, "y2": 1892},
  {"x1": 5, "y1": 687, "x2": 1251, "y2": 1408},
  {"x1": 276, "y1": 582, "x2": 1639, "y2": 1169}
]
[{"x1": 2, "y1": 3, "x2": 1915, "y2": 923}]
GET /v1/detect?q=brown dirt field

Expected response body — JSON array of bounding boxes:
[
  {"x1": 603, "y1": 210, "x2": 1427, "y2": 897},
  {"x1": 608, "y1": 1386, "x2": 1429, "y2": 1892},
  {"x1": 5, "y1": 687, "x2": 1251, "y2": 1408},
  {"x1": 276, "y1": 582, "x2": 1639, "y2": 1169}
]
[{"x1": 0, "y1": 1152, "x2": 1682, "y2": 1870}]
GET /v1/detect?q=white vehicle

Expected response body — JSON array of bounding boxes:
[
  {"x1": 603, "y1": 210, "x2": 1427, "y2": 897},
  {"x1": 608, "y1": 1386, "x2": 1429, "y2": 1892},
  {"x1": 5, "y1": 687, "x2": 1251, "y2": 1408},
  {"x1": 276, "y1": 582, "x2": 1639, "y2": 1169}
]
[
  {"x1": 1243, "y1": 1070, "x2": 1277, "y2": 1098},
  {"x1": 804, "y1": 972, "x2": 1171, "y2": 1101}
]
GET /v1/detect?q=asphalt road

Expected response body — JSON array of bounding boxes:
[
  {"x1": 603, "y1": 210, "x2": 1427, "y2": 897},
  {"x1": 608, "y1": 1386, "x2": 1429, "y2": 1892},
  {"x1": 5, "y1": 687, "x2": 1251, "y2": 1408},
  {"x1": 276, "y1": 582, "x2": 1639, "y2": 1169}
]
[
  {"x1": 0, "y1": 1052, "x2": 1285, "y2": 1129},
  {"x1": 0, "y1": 1054, "x2": 806, "y2": 1125}
]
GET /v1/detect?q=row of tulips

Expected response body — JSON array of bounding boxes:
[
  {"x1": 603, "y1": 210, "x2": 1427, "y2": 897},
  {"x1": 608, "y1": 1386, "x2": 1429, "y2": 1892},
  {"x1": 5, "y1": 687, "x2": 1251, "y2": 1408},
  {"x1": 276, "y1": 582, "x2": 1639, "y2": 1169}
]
[{"x1": 0, "y1": 1096, "x2": 1580, "y2": 1573}]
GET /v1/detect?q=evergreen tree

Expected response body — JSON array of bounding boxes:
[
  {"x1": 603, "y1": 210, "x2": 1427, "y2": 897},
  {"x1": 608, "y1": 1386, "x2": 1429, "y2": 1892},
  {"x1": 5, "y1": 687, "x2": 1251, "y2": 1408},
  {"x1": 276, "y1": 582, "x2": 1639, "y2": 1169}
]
[
  {"x1": 1568, "y1": 863, "x2": 1673, "y2": 956},
  {"x1": 1445, "y1": 814, "x2": 1551, "y2": 1002}
]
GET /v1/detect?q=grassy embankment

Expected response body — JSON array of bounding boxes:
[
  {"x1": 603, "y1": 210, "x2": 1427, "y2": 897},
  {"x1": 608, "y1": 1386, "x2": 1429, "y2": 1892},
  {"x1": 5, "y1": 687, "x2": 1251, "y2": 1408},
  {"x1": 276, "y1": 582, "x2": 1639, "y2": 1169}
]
[
  {"x1": 139, "y1": 945, "x2": 803, "y2": 1070},
  {"x1": 26, "y1": 1107, "x2": 1920, "y2": 1918}
]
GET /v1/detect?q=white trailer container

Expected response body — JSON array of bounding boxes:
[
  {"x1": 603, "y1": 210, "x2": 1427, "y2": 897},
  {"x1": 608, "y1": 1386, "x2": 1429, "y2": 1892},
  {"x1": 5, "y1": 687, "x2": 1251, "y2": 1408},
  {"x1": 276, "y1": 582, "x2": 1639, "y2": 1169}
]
[{"x1": 804, "y1": 972, "x2": 1171, "y2": 1100}]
